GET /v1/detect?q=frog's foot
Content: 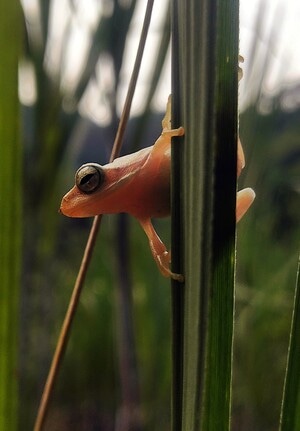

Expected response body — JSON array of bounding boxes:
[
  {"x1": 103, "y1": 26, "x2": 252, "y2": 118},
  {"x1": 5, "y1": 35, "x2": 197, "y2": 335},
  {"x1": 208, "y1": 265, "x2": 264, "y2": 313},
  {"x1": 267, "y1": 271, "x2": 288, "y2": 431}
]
[
  {"x1": 238, "y1": 55, "x2": 244, "y2": 82},
  {"x1": 139, "y1": 218, "x2": 184, "y2": 282},
  {"x1": 161, "y1": 95, "x2": 185, "y2": 138},
  {"x1": 236, "y1": 188, "x2": 255, "y2": 222},
  {"x1": 156, "y1": 251, "x2": 184, "y2": 282},
  {"x1": 162, "y1": 94, "x2": 172, "y2": 130},
  {"x1": 162, "y1": 127, "x2": 185, "y2": 138},
  {"x1": 237, "y1": 138, "x2": 245, "y2": 178}
]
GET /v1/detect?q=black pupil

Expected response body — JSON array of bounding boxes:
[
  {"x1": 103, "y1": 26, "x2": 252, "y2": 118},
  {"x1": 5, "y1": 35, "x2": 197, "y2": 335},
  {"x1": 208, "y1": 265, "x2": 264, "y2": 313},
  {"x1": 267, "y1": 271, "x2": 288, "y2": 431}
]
[{"x1": 80, "y1": 173, "x2": 95, "y2": 186}]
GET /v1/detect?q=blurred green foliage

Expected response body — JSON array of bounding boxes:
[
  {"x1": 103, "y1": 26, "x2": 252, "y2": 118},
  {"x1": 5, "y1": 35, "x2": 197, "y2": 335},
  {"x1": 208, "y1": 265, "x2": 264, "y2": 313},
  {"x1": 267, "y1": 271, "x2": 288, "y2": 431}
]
[
  {"x1": 234, "y1": 96, "x2": 300, "y2": 431},
  {"x1": 3, "y1": 0, "x2": 298, "y2": 430},
  {"x1": 0, "y1": 0, "x2": 22, "y2": 429}
]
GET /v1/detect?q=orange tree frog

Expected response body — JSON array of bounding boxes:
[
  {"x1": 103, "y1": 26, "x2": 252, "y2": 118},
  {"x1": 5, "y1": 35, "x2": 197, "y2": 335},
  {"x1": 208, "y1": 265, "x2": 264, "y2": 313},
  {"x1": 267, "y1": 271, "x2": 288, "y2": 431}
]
[{"x1": 60, "y1": 97, "x2": 254, "y2": 281}]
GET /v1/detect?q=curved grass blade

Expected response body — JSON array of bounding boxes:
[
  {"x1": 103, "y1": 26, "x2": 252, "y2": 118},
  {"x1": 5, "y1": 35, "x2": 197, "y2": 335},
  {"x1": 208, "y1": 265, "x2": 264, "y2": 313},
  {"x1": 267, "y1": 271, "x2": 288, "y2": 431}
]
[{"x1": 279, "y1": 257, "x2": 300, "y2": 431}]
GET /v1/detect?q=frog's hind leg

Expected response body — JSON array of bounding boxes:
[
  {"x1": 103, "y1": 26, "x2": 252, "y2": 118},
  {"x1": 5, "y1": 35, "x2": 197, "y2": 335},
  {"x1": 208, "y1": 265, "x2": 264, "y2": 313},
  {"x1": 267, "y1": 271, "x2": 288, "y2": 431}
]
[{"x1": 236, "y1": 188, "x2": 256, "y2": 222}]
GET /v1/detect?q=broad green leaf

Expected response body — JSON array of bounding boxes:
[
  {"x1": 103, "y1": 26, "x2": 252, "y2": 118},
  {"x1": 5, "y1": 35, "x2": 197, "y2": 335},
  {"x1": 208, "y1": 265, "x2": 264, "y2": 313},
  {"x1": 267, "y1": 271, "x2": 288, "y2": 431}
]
[{"x1": 171, "y1": 0, "x2": 239, "y2": 429}]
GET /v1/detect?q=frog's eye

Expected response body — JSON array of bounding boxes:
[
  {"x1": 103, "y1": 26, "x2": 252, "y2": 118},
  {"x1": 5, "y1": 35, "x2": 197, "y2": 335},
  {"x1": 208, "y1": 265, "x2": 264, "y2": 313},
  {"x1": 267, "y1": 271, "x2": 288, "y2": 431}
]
[{"x1": 75, "y1": 164, "x2": 104, "y2": 194}]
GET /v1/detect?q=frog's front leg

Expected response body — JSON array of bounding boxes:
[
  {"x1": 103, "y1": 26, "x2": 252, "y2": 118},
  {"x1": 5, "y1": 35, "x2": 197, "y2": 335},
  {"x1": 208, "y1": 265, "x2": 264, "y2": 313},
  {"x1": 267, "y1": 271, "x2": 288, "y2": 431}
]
[
  {"x1": 139, "y1": 218, "x2": 184, "y2": 282},
  {"x1": 237, "y1": 140, "x2": 255, "y2": 221}
]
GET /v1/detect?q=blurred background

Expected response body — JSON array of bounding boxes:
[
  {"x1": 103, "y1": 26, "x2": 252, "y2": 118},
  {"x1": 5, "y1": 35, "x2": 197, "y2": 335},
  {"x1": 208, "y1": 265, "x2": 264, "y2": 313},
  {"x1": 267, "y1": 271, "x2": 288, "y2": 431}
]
[{"x1": 13, "y1": 0, "x2": 300, "y2": 429}]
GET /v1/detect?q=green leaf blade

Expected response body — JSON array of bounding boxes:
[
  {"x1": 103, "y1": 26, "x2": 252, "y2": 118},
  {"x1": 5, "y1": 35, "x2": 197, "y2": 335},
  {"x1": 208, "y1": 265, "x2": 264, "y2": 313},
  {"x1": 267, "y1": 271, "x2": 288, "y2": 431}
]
[{"x1": 171, "y1": 0, "x2": 239, "y2": 430}]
